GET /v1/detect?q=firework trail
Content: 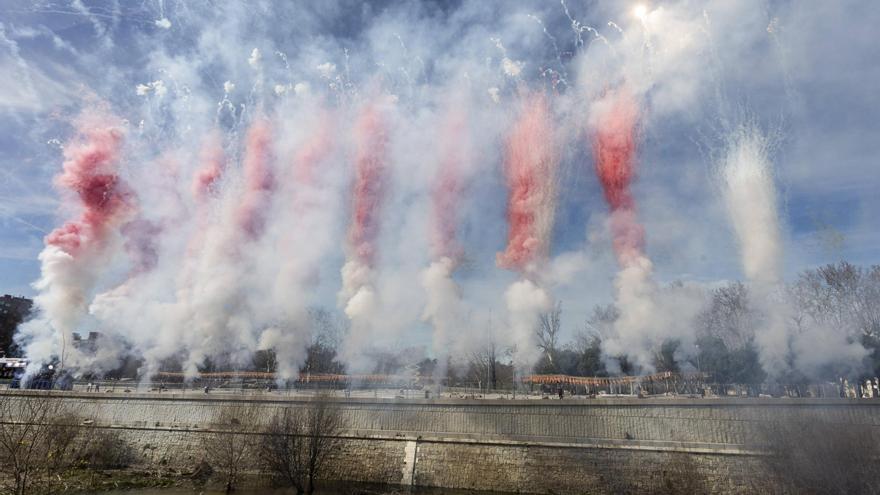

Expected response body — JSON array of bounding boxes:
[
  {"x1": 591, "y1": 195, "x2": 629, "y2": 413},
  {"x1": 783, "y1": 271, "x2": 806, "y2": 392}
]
[
  {"x1": 18, "y1": 113, "x2": 132, "y2": 372},
  {"x1": 719, "y1": 124, "x2": 791, "y2": 375},
  {"x1": 496, "y1": 92, "x2": 558, "y2": 274},
  {"x1": 422, "y1": 108, "x2": 469, "y2": 374},
  {"x1": 174, "y1": 118, "x2": 279, "y2": 376},
  {"x1": 338, "y1": 102, "x2": 390, "y2": 368},
  {"x1": 236, "y1": 117, "x2": 276, "y2": 240},
  {"x1": 347, "y1": 104, "x2": 389, "y2": 268},
  {"x1": 717, "y1": 126, "x2": 860, "y2": 379},
  {"x1": 177, "y1": 133, "x2": 228, "y2": 264},
  {"x1": 192, "y1": 131, "x2": 226, "y2": 202},
  {"x1": 497, "y1": 92, "x2": 559, "y2": 367},
  {"x1": 591, "y1": 88, "x2": 644, "y2": 267},
  {"x1": 720, "y1": 127, "x2": 781, "y2": 287},
  {"x1": 114, "y1": 133, "x2": 229, "y2": 379},
  {"x1": 267, "y1": 110, "x2": 336, "y2": 380},
  {"x1": 429, "y1": 109, "x2": 466, "y2": 263},
  {"x1": 292, "y1": 111, "x2": 334, "y2": 188},
  {"x1": 589, "y1": 88, "x2": 663, "y2": 371}
]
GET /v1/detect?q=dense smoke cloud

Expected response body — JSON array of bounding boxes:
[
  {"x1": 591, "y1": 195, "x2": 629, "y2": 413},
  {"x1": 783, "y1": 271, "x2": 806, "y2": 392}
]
[{"x1": 1, "y1": 1, "x2": 872, "y2": 381}]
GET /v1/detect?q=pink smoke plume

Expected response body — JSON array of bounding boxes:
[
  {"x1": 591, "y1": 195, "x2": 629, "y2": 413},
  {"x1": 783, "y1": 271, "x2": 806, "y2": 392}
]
[
  {"x1": 430, "y1": 109, "x2": 466, "y2": 263},
  {"x1": 348, "y1": 104, "x2": 389, "y2": 265},
  {"x1": 45, "y1": 117, "x2": 132, "y2": 255},
  {"x1": 591, "y1": 88, "x2": 644, "y2": 266},
  {"x1": 293, "y1": 111, "x2": 334, "y2": 187},
  {"x1": 177, "y1": 133, "x2": 228, "y2": 266},
  {"x1": 236, "y1": 118, "x2": 275, "y2": 240},
  {"x1": 192, "y1": 131, "x2": 226, "y2": 202},
  {"x1": 496, "y1": 92, "x2": 558, "y2": 273}
]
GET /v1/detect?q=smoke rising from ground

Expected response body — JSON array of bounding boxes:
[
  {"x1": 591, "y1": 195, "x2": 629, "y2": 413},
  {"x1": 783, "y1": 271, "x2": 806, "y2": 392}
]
[
  {"x1": 1, "y1": 1, "x2": 871, "y2": 382},
  {"x1": 719, "y1": 125, "x2": 867, "y2": 377}
]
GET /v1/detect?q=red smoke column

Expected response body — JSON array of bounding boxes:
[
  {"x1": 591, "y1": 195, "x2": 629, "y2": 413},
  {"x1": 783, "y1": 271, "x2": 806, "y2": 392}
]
[
  {"x1": 591, "y1": 88, "x2": 644, "y2": 266},
  {"x1": 236, "y1": 118, "x2": 275, "y2": 240},
  {"x1": 496, "y1": 92, "x2": 557, "y2": 272},
  {"x1": 293, "y1": 111, "x2": 333, "y2": 187},
  {"x1": 181, "y1": 133, "x2": 228, "y2": 263},
  {"x1": 430, "y1": 109, "x2": 466, "y2": 262},
  {"x1": 192, "y1": 131, "x2": 226, "y2": 202},
  {"x1": 348, "y1": 104, "x2": 389, "y2": 266},
  {"x1": 45, "y1": 119, "x2": 131, "y2": 255}
]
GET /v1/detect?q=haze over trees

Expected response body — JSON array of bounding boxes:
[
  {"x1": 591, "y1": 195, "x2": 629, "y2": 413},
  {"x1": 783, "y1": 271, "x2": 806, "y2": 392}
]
[{"x1": 4, "y1": 262, "x2": 880, "y2": 388}]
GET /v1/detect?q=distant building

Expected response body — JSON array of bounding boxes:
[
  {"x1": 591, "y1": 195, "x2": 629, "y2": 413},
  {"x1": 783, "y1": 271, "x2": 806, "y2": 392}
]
[
  {"x1": 72, "y1": 331, "x2": 103, "y2": 353},
  {"x1": 0, "y1": 294, "x2": 33, "y2": 357}
]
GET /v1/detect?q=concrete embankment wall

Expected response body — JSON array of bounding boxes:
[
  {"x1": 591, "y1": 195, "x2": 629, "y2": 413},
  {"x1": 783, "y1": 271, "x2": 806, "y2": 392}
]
[{"x1": 2, "y1": 391, "x2": 879, "y2": 493}]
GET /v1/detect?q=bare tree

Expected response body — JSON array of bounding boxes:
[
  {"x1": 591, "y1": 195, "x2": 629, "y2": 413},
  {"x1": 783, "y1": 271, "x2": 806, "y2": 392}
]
[
  {"x1": 536, "y1": 301, "x2": 562, "y2": 369},
  {"x1": 0, "y1": 393, "x2": 64, "y2": 495},
  {"x1": 466, "y1": 323, "x2": 509, "y2": 391},
  {"x1": 791, "y1": 262, "x2": 880, "y2": 341},
  {"x1": 259, "y1": 397, "x2": 345, "y2": 494},
  {"x1": 41, "y1": 412, "x2": 82, "y2": 489},
  {"x1": 302, "y1": 308, "x2": 347, "y2": 375},
  {"x1": 584, "y1": 304, "x2": 619, "y2": 342},
  {"x1": 201, "y1": 405, "x2": 259, "y2": 493},
  {"x1": 698, "y1": 282, "x2": 755, "y2": 350}
]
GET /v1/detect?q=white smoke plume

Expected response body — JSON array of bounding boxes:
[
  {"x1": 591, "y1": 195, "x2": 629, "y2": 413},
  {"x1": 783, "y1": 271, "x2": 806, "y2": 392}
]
[{"x1": 719, "y1": 124, "x2": 867, "y2": 376}]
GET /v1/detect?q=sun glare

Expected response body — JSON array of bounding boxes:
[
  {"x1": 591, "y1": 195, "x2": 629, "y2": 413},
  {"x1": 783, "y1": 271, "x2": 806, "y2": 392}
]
[{"x1": 633, "y1": 4, "x2": 648, "y2": 21}]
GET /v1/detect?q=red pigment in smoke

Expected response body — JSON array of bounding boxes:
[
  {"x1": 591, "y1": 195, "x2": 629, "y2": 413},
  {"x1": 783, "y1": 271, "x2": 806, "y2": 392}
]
[
  {"x1": 45, "y1": 122, "x2": 131, "y2": 255},
  {"x1": 496, "y1": 92, "x2": 556, "y2": 272},
  {"x1": 192, "y1": 132, "x2": 226, "y2": 202},
  {"x1": 236, "y1": 118, "x2": 275, "y2": 240},
  {"x1": 430, "y1": 109, "x2": 466, "y2": 262},
  {"x1": 348, "y1": 104, "x2": 389, "y2": 265},
  {"x1": 293, "y1": 111, "x2": 333, "y2": 186},
  {"x1": 121, "y1": 218, "x2": 161, "y2": 273},
  {"x1": 591, "y1": 88, "x2": 644, "y2": 266}
]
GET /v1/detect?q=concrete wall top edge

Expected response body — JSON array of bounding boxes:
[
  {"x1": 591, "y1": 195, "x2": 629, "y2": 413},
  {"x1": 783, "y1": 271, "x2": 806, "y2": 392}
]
[{"x1": 1, "y1": 390, "x2": 876, "y2": 408}]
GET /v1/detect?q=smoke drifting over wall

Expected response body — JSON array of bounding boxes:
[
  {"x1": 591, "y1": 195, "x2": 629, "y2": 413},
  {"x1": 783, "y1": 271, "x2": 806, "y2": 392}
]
[{"x1": 4, "y1": 1, "x2": 868, "y2": 381}]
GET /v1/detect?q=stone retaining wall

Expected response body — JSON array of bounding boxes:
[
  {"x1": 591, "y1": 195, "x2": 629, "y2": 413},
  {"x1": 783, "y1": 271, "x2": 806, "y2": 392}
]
[{"x1": 2, "y1": 391, "x2": 878, "y2": 493}]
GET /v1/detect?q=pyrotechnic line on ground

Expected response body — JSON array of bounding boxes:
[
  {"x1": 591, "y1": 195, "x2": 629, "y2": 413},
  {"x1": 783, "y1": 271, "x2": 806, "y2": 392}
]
[
  {"x1": 18, "y1": 113, "x2": 133, "y2": 374},
  {"x1": 589, "y1": 87, "x2": 663, "y2": 372},
  {"x1": 339, "y1": 102, "x2": 390, "y2": 370},
  {"x1": 497, "y1": 91, "x2": 559, "y2": 369}
]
